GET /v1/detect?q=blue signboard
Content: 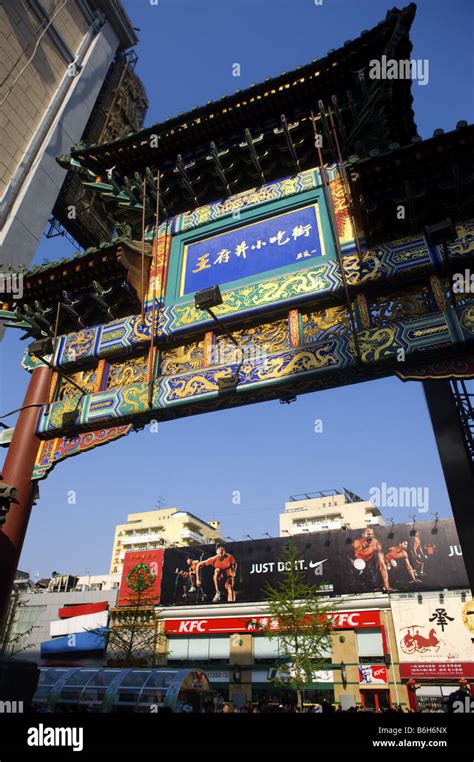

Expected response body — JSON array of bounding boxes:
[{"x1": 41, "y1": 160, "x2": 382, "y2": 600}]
[
  {"x1": 180, "y1": 203, "x2": 326, "y2": 296},
  {"x1": 40, "y1": 628, "x2": 107, "y2": 656}
]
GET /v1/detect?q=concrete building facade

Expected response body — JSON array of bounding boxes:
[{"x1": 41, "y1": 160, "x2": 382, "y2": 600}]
[
  {"x1": 7, "y1": 587, "x2": 118, "y2": 664},
  {"x1": 109, "y1": 508, "x2": 222, "y2": 576},
  {"x1": 280, "y1": 489, "x2": 385, "y2": 537},
  {"x1": 0, "y1": 0, "x2": 138, "y2": 277},
  {"x1": 148, "y1": 594, "x2": 409, "y2": 709}
]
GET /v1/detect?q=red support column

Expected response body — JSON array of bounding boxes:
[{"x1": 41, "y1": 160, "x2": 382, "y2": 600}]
[{"x1": 0, "y1": 365, "x2": 50, "y2": 625}]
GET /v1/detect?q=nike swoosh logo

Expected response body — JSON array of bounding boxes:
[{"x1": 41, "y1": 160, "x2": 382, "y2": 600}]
[{"x1": 309, "y1": 559, "x2": 327, "y2": 568}]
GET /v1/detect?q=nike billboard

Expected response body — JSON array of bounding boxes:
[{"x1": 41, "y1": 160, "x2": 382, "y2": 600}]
[{"x1": 158, "y1": 518, "x2": 468, "y2": 606}]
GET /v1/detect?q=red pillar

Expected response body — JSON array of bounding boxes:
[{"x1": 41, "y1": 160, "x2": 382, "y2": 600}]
[
  {"x1": 0, "y1": 365, "x2": 50, "y2": 626},
  {"x1": 407, "y1": 682, "x2": 418, "y2": 711}
]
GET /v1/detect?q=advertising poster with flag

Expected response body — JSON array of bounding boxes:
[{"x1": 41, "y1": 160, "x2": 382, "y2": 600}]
[{"x1": 117, "y1": 549, "x2": 164, "y2": 607}]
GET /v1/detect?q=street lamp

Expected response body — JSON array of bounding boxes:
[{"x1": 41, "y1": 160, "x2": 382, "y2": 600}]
[
  {"x1": 280, "y1": 394, "x2": 297, "y2": 405},
  {"x1": 0, "y1": 481, "x2": 19, "y2": 528},
  {"x1": 194, "y1": 286, "x2": 240, "y2": 347},
  {"x1": 340, "y1": 661, "x2": 347, "y2": 689},
  {"x1": 232, "y1": 665, "x2": 241, "y2": 684}
]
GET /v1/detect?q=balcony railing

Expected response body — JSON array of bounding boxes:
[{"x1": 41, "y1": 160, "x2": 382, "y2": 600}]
[
  {"x1": 121, "y1": 532, "x2": 161, "y2": 545},
  {"x1": 180, "y1": 529, "x2": 205, "y2": 544}
]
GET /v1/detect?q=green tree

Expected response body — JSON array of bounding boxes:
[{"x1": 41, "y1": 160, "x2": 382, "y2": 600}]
[
  {"x1": 263, "y1": 540, "x2": 337, "y2": 710},
  {"x1": 89, "y1": 562, "x2": 162, "y2": 666},
  {"x1": 100, "y1": 603, "x2": 161, "y2": 667}
]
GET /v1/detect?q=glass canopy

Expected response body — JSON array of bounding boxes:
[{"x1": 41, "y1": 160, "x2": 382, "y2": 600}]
[{"x1": 33, "y1": 667, "x2": 212, "y2": 713}]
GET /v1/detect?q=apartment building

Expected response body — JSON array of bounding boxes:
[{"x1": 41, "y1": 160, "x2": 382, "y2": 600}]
[
  {"x1": 280, "y1": 488, "x2": 385, "y2": 537},
  {"x1": 109, "y1": 508, "x2": 222, "y2": 575}
]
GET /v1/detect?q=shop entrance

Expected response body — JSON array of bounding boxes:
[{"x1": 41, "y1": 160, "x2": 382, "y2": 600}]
[{"x1": 360, "y1": 689, "x2": 391, "y2": 712}]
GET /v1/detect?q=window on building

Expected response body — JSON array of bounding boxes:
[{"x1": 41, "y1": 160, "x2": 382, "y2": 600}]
[
  {"x1": 11, "y1": 604, "x2": 47, "y2": 642},
  {"x1": 209, "y1": 638, "x2": 230, "y2": 660},
  {"x1": 356, "y1": 629, "x2": 384, "y2": 662},
  {"x1": 254, "y1": 637, "x2": 279, "y2": 661},
  {"x1": 188, "y1": 638, "x2": 210, "y2": 661},
  {"x1": 167, "y1": 637, "x2": 229, "y2": 663}
]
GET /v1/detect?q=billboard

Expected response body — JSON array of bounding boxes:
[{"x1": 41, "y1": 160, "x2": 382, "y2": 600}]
[
  {"x1": 117, "y1": 549, "x2": 164, "y2": 606},
  {"x1": 392, "y1": 594, "x2": 474, "y2": 679},
  {"x1": 158, "y1": 519, "x2": 468, "y2": 606}
]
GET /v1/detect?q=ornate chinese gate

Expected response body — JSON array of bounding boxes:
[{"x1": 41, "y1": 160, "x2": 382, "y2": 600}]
[{"x1": 1, "y1": 4, "x2": 473, "y2": 622}]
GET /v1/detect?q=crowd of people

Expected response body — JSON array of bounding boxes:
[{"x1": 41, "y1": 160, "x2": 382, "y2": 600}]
[{"x1": 212, "y1": 701, "x2": 416, "y2": 714}]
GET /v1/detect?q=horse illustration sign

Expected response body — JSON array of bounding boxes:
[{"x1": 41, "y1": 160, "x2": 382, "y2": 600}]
[{"x1": 391, "y1": 595, "x2": 474, "y2": 679}]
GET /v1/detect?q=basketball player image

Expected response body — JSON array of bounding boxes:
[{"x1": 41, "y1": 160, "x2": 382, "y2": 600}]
[
  {"x1": 196, "y1": 544, "x2": 237, "y2": 603},
  {"x1": 385, "y1": 540, "x2": 419, "y2": 583},
  {"x1": 349, "y1": 527, "x2": 393, "y2": 592}
]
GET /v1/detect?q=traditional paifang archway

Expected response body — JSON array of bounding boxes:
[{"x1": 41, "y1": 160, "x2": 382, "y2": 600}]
[{"x1": 1, "y1": 3, "x2": 473, "y2": 623}]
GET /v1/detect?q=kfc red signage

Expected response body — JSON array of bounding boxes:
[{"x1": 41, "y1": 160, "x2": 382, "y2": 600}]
[
  {"x1": 328, "y1": 611, "x2": 381, "y2": 629},
  {"x1": 358, "y1": 664, "x2": 389, "y2": 685},
  {"x1": 165, "y1": 609, "x2": 381, "y2": 634},
  {"x1": 400, "y1": 663, "x2": 474, "y2": 680}
]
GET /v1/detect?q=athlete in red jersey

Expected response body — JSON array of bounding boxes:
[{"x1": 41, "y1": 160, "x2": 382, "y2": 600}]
[
  {"x1": 349, "y1": 528, "x2": 392, "y2": 591},
  {"x1": 385, "y1": 541, "x2": 418, "y2": 583},
  {"x1": 412, "y1": 532, "x2": 427, "y2": 575},
  {"x1": 196, "y1": 545, "x2": 237, "y2": 602}
]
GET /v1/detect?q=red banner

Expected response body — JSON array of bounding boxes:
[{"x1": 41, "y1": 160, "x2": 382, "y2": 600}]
[
  {"x1": 400, "y1": 663, "x2": 474, "y2": 680},
  {"x1": 58, "y1": 601, "x2": 109, "y2": 619},
  {"x1": 118, "y1": 549, "x2": 164, "y2": 607},
  {"x1": 164, "y1": 609, "x2": 381, "y2": 634}
]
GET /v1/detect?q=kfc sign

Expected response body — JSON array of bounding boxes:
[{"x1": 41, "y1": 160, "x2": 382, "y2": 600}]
[
  {"x1": 164, "y1": 610, "x2": 381, "y2": 635},
  {"x1": 176, "y1": 620, "x2": 209, "y2": 633},
  {"x1": 328, "y1": 611, "x2": 381, "y2": 629},
  {"x1": 358, "y1": 665, "x2": 388, "y2": 685}
]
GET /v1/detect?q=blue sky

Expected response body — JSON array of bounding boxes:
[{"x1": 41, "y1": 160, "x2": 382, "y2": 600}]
[{"x1": 1, "y1": 0, "x2": 473, "y2": 578}]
